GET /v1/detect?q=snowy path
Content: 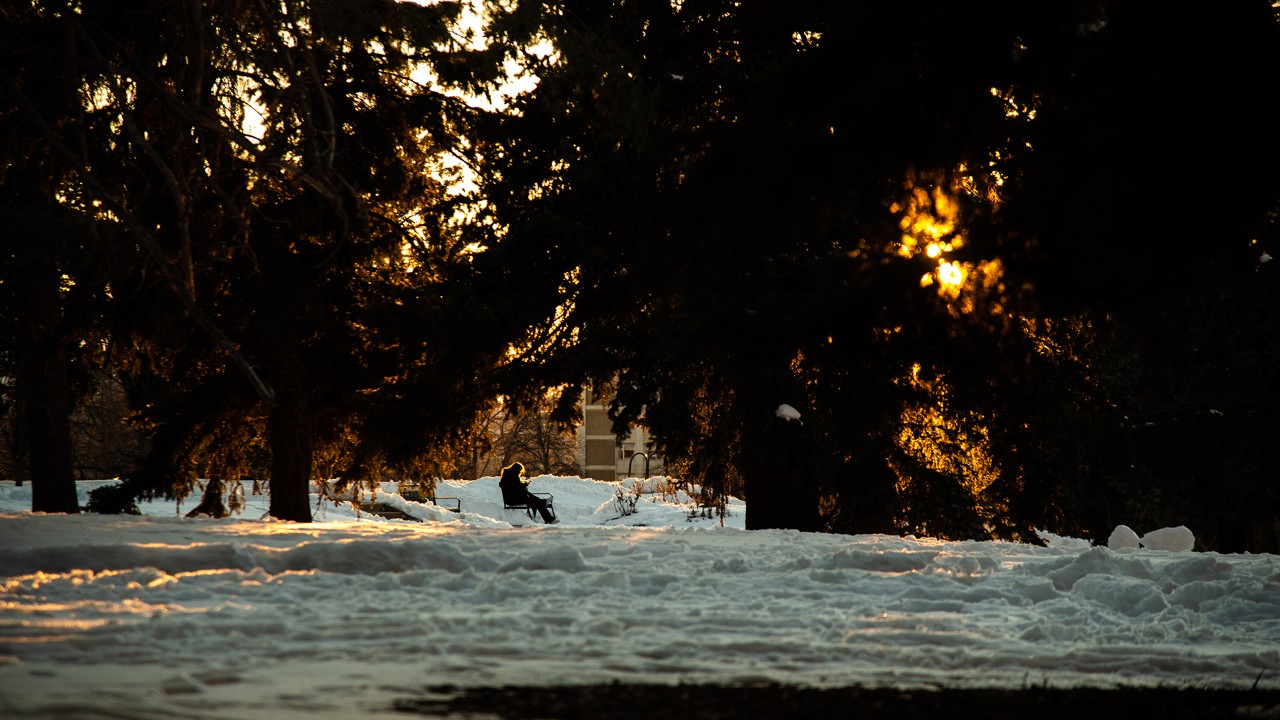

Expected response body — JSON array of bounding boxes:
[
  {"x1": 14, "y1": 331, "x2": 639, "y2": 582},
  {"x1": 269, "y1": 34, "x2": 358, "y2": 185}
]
[{"x1": 1, "y1": 479, "x2": 1278, "y2": 719}]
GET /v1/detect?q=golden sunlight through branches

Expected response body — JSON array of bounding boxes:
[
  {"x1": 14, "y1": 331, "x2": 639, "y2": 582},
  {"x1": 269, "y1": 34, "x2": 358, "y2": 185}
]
[
  {"x1": 893, "y1": 170, "x2": 1007, "y2": 318},
  {"x1": 893, "y1": 364, "x2": 999, "y2": 508},
  {"x1": 892, "y1": 171, "x2": 961, "y2": 262}
]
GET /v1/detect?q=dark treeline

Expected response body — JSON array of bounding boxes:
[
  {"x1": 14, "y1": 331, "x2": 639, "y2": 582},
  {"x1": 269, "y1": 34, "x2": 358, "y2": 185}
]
[{"x1": 3, "y1": 0, "x2": 1278, "y2": 551}]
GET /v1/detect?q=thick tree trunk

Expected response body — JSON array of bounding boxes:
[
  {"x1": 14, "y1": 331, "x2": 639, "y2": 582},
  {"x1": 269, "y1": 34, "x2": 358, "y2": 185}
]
[
  {"x1": 841, "y1": 459, "x2": 902, "y2": 536},
  {"x1": 18, "y1": 267, "x2": 79, "y2": 514},
  {"x1": 21, "y1": 373, "x2": 79, "y2": 513},
  {"x1": 267, "y1": 359, "x2": 313, "y2": 522},
  {"x1": 743, "y1": 415, "x2": 820, "y2": 532},
  {"x1": 10, "y1": 408, "x2": 28, "y2": 487}
]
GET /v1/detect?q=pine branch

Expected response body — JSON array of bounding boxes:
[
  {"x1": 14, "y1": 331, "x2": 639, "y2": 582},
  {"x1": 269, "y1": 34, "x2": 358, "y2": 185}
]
[
  {"x1": 70, "y1": 20, "x2": 197, "y2": 296},
  {"x1": 2, "y1": 74, "x2": 277, "y2": 407}
]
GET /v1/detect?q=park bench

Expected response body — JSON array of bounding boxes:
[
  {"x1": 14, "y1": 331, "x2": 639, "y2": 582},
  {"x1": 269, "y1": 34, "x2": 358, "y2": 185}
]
[
  {"x1": 357, "y1": 500, "x2": 414, "y2": 520},
  {"x1": 398, "y1": 481, "x2": 461, "y2": 513},
  {"x1": 504, "y1": 492, "x2": 554, "y2": 521}
]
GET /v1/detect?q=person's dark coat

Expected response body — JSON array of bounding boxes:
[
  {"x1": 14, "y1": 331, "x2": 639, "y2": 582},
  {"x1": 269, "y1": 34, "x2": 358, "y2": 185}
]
[
  {"x1": 499, "y1": 462, "x2": 529, "y2": 506},
  {"x1": 499, "y1": 462, "x2": 556, "y2": 523}
]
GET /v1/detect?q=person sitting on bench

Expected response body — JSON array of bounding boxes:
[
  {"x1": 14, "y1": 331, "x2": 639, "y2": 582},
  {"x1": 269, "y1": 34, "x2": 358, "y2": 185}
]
[{"x1": 499, "y1": 462, "x2": 558, "y2": 524}]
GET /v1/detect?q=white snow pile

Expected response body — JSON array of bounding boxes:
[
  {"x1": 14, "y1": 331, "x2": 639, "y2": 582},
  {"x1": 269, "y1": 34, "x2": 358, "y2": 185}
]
[
  {"x1": 2, "y1": 477, "x2": 1278, "y2": 720},
  {"x1": 1108, "y1": 524, "x2": 1196, "y2": 553},
  {"x1": 775, "y1": 403, "x2": 802, "y2": 422}
]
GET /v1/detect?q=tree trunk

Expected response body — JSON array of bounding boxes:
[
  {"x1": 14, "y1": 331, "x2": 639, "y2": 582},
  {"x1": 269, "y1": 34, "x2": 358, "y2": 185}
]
[
  {"x1": 10, "y1": 406, "x2": 28, "y2": 488},
  {"x1": 743, "y1": 414, "x2": 820, "y2": 532},
  {"x1": 21, "y1": 372, "x2": 79, "y2": 513},
  {"x1": 839, "y1": 448, "x2": 901, "y2": 536},
  {"x1": 17, "y1": 268, "x2": 79, "y2": 514},
  {"x1": 267, "y1": 356, "x2": 313, "y2": 522}
]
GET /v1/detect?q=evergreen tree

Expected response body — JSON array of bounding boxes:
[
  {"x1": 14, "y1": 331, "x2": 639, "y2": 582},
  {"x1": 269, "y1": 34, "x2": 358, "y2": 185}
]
[
  {"x1": 1, "y1": 1, "x2": 116, "y2": 512},
  {"x1": 483, "y1": 0, "x2": 1280, "y2": 543},
  {"x1": 4, "y1": 0, "x2": 520, "y2": 519}
]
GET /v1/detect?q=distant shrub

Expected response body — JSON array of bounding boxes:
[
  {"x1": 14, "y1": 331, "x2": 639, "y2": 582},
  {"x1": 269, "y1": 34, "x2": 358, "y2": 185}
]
[{"x1": 614, "y1": 482, "x2": 643, "y2": 516}]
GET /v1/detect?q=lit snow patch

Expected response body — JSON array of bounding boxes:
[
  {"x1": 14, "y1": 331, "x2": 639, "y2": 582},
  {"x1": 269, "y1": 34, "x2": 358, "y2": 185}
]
[{"x1": 1, "y1": 479, "x2": 1277, "y2": 720}]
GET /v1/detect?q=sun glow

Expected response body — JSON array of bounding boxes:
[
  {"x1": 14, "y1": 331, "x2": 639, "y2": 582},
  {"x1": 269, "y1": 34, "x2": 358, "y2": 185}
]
[
  {"x1": 937, "y1": 261, "x2": 965, "y2": 287},
  {"x1": 893, "y1": 171, "x2": 1007, "y2": 317},
  {"x1": 893, "y1": 177, "x2": 961, "y2": 262},
  {"x1": 892, "y1": 171, "x2": 967, "y2": 292}
]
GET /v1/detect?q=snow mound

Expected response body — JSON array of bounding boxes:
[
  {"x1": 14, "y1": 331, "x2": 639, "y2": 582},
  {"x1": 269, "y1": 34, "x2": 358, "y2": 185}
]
[
  {"x1": 1107, "y1": 525, "x2": 1195, "y2": 553},
  {"x1": 1141, "y1": 525, "x2": 1195, "y2": 552},
  {"x1": 1108, "y1": 525, "x2": 1140, "y2": 550}
]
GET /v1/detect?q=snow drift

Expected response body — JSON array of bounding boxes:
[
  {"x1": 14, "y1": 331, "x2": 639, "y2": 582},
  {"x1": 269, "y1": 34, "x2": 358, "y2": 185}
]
[{"x1": 1, "y1": 477, "x2": 1277, "y2": 720}]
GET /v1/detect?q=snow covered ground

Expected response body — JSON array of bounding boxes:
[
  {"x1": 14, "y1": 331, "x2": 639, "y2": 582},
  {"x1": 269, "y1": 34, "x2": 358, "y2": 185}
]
[{"x1": 1, "y1": 476, "x2": 1278, "y2": 720}]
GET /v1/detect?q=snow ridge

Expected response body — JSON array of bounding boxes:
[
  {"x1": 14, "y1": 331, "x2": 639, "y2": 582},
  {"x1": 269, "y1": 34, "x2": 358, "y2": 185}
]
[{"x1": 1, "y1": 478, "x2": 1278, "y2": 720}]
